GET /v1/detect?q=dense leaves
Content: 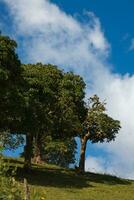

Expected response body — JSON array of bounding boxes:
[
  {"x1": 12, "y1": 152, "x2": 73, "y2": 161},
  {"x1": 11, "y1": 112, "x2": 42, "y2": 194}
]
[
  {"x1": 39, "y1": 136, "x2": 77, "y2": 167},
  {"x1": 83, "y1": 95, "x2": 121, "y2": 143},
  {"x1": 21, "y1": 63, "x2": 63, "y2": 134},
  {"x1": 52, "y1": 72, "x2": 86, "y2": 139},
  {"x1": 20, "y1": 63, "x2": 86, "y2": 167},
  {"x1": 0, "y1": 34, "x2": 24, "y2": 133}
]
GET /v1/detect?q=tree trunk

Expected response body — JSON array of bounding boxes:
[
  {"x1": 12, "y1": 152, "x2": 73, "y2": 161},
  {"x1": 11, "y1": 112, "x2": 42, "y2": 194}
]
[
  {"x1": 79, "y1": 136, "x2": 87, "y2": 172},
  {"x1": 79, "y1": 131, "x2": 90, "y2": 172},
  {"x1": 24, "y1": 133, "x2": 33, "y2": 170},
  {"x1": 32, "y1": 134, "x2": 43, "y2": 164}
]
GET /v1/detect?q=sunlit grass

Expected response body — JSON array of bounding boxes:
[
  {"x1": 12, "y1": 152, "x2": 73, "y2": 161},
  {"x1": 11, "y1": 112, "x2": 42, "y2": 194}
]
[{"x1": 5, "y1": 157, "x2": 134, "y2": 200}]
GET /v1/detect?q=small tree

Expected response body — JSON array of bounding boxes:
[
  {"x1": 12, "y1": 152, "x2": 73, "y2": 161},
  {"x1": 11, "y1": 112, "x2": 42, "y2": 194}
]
[
  {"x1": 79, "y1": 95, "x2": 121, "y2": 172},
  {"x1": 38, "y1": 136, "x2": 77, "y2": 168}
]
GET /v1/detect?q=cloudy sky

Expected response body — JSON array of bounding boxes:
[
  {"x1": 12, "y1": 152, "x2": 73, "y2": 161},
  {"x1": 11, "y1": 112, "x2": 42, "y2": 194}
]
[{"x1": 1, "y1": 0, "x2": 134, "y2": 179}]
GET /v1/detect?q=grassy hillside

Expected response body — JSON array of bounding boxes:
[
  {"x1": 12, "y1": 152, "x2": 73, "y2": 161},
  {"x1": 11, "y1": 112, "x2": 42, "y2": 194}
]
[{"x1": 5, "y1": 158, "x2": 134, "y2": 200}]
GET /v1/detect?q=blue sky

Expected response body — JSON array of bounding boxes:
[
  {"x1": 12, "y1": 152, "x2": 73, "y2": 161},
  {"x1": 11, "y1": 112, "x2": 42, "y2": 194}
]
[
  {"x1": 1, "y1": 0, "x2": 134, "y2": 74},
  {"x1": 52, "y1": 0, "x2": 134, "y2": 74},
  {"x1": 1, "y1": 0, "x2": 134, "y2": 179}
]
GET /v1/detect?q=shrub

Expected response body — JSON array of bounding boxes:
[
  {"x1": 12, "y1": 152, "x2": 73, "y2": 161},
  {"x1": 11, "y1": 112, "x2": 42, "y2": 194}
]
[{"x1": 0, "y1": 153, "x2": 23, "y2": 200}]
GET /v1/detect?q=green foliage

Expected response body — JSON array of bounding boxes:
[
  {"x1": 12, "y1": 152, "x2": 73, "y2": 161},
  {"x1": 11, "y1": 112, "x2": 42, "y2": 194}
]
[
  {"x1": 52, "y1": 71, "x2": 86, "y2": 138},
  {"x1": 22, "y1": 64, "x2": 86, "y2": 138},
  {"x1": 21, "y1": 63, "x2": 86, "y2": 167},
  {"x1": 21, "y1": 63, "x2": 64, "y2": 167},
  {"x1": 21, "y1": 63, "x2": 63, "y2": 134},
  {"x1": 82, "y1": 95, "x2": 121, "y2": 143},
  {"x1": 41, "y1": 136, "x2": 77, "y2": 167},
  {"x1": 78, "y1": 95, "x2": 121, "y2": 171},
  {"x1": 0, "y1": 34, "x2": 24, "y2": 152},
  {"x1": 0, "y1": 155, "x2": 23, "y2": 200}
]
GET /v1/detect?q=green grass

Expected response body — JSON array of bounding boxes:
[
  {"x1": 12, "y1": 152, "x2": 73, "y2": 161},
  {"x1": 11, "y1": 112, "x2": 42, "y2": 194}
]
[{"x1": 5, "y1": 158, "x2": 134, "y2": 200}]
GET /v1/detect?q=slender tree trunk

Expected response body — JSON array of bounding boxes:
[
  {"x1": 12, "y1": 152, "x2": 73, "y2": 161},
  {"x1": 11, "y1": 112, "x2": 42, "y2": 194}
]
[
  {"x1": 79, "y1": 136, "x2": 87, "y2": 172},
  {"x1": 79, "y1": 131, "x2": 90, "y2": 172},
  {"x1": 32, "y1": 134, "x2": 43, "y2": 164},
  {"x1": 24, "y1": 133, "x2": 33, "y2": 170}
]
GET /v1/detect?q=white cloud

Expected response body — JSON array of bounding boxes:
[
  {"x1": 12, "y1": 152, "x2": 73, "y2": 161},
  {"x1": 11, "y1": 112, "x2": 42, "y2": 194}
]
[
  {"x1": 85, "y1": 156, "x2": 106, "y2": 174},
  {"x1": 92, "y1": 72, "x2": 134, "y2": 179},
  {"x1": 2, "y1": 0, "x2": 109, "y2": 78},
  {"x1": 1, "y1": 0, "x2": 134, "y2": 179},
  {"x1": 86, "y1": 153, "x2": 134, "y2": 179}
]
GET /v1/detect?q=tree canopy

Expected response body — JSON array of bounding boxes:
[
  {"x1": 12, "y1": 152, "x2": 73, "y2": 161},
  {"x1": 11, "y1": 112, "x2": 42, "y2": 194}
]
[
  {"x1": 0, "y1": 34, "x2": 23, "y2": 132},
  {"x1": 79, "y1": 95, "x2": 121, "y2": 171}
]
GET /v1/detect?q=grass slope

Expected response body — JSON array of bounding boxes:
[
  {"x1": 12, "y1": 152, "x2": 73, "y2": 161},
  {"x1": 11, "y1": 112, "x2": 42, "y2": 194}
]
[{"x1": 6, "y1": 158, "x2": 134, "y2": 200}]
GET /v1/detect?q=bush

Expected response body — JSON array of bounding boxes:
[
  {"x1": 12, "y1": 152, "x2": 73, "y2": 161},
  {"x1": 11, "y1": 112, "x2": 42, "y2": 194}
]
[{"x1": 0, "y1": 153, "x2": 23, "y2": 200}]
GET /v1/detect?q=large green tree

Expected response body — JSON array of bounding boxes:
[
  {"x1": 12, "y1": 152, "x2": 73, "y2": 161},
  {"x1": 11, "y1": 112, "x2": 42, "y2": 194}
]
[
  {"x1": 0, "y1": 34, "x2": 24, "y2": 148},
  {"x1": 21, "y1": 63, "x2": 63, "y2": 168},
  {"x1": 22, "y1": 65, "x2": 86, "y2": 168},
  {"x1": 78, "y1": 95, "x2": 121, "y2": 172}
]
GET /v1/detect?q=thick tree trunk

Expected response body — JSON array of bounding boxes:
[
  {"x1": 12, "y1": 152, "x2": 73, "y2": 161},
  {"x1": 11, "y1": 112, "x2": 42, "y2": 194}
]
[
  {"x1": 32, "y1": 134, "x2": 43, "y2": 164},
  {"x1": 79, "y1": 131, "x2": 90, "y2": 172},
  {"x1": 24, "y1": 133, "x2": 33, "y2": 170}
]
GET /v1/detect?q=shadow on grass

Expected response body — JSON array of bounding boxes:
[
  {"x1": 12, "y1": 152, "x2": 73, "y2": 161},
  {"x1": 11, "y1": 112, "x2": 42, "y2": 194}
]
[
  {"x1": 8, "y1": 159, "x2": 131, "y2": 189},
  {"x1": 84, "y1": 171, "x2": 131, "y2": 185},
  {"x1": 16, "y1": 166, "x2": 92, "y2": 188}
]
